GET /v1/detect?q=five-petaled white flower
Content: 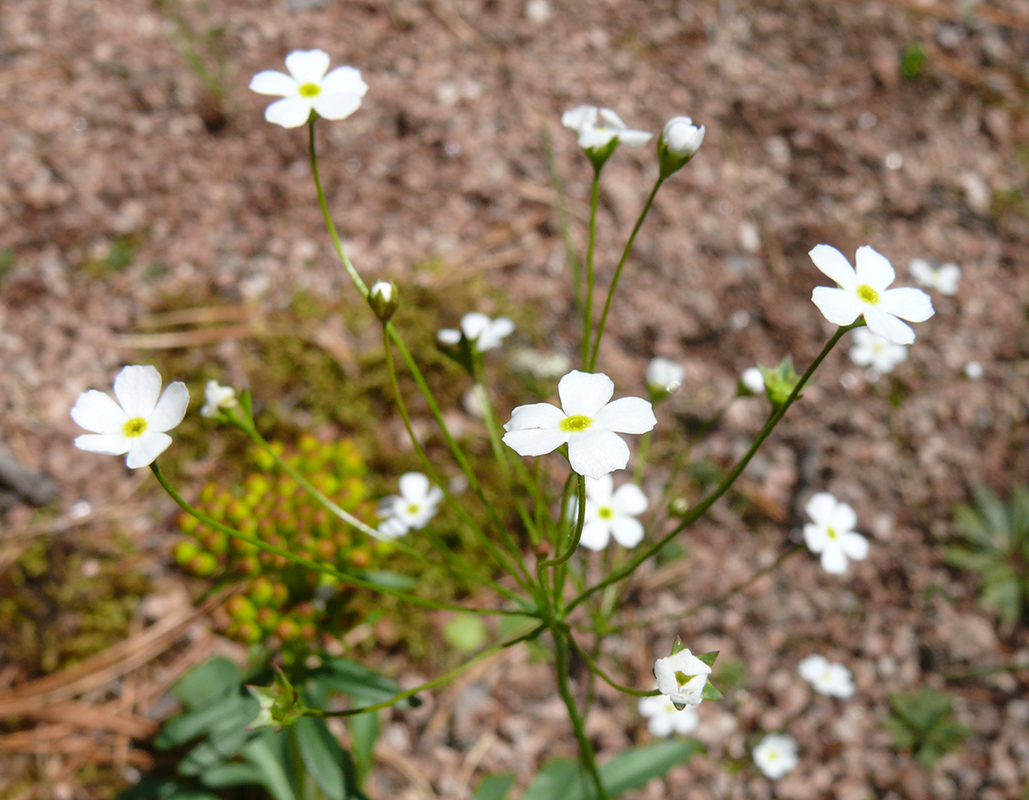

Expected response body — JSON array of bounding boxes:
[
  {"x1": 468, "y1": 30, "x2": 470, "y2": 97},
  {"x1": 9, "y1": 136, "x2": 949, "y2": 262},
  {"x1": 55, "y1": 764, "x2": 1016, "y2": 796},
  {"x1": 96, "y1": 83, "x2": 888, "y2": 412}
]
[
  {"x1": 574, "y1": 474, "x2": 649, "y2": 551},
  {"x1": 753, "y1": 733, "x2": 798, "y2": 779},
  {"x1": 502, "y1": 370, "x2": 657, "y2": 479},
  {"x1": 250, "y1": 50, "x2": 368, "y2": 129},
  {"x1": 654, "y1": 648, "x2": 711, "y2": 708},
  {"x1": 909, "y1": 258, "x2": 960, "y2": 296},
  {"x1": 646, "y1": 357, "x2": 685, "y2": 397},
  {"x1": 848, "y1": 327, "x2": 908, "y2": 374},
  {"x1": 803, "y1": 492, "x2": 869, "y2": 575},
  {"x1": 377, "y1": 472, "x2": 443, "y2": 539},
  {"x1": 798, "y1": 654, "x2": 855, "y2": 698},
  {"x1": 438, "y1": 312, "x2": 515, "y2": 352},
  {"x1": 200, "y1": 380, "x2": 237, "y2": 418},
  {"x1": 561, "y1": 105, "x2": 652, "y2": 152},
  {"x1": 71, "y1": 365, "x2": 189, "y2": 469},
  {"x1": 810, "y1": 245, "x2": 934, "y2": 345},
  {"x1": 639, "y1": 692, "x2": 700, "y2": 737}
]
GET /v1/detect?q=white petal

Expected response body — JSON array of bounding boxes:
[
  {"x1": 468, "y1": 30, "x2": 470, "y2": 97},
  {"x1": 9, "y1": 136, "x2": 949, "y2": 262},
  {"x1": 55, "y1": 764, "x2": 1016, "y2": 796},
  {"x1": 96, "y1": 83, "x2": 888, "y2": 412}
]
[
  {"x1": 284, "y1": 49, "x2": 330, "y2": 84},
  {"x1": 610, "y1": 516, "x2": 644, "y2": 548},
  {"x1": 593, "y1": 396, "x2": 656, "y2": 434},
  {"x1": 799, "y1": 654, "x2": 828, "y2": 682},
  {"x1": 612, "y1": 483, "x2": 648, "y2": 515},
  {"x1": 561, "y1": 105, "x2": 597, "y2": 134},
  {"x1": 378, "y1": 516, "x2": 409, "y2": 539},
  {"x1": 803, "y1": 523, "x2": 828, "y2": 553},
  {"x1": 648, "y1": 713, "x2": 675, "y2": 737},
  {"x1": 809, "y1": 245, "x2": 857, "y2": 288},
  {"x1": 829, "y1": 501, "x2": 857, "y2": 533},
  {"x1": 805, "y1": 492, "x2": 838, "y2": 525},
  {"x1": 320, "y1": 66, "x2": 368, "y2": 97},
  {"x1": 149, "y1": 382, "x2": 189, "y2": 432},
  {"x1": 820, "y1": 547, "x2": 849, "y2": 574},
  {"x1": 114, "y1": 365, "x2": 162, "y2": 418},
  {"x1": 460, "y1": 312, "x2": 491, "y2": 339},
  {"x1": 505, "y1": 402, "x2": 565, "y2": 431},
  {"x1": 616, "y1": 129, "x2": 653, "y2": 147},
  {"x1": 437, "y1": 328, "x2": 461, "y2": 345},
  {"x1": 672, "y1": 705, "x2": 700, "y2": 734},
  {"x1": 578, "y1": 128, "x2": 616, "y2": 149},
  {"x1": 597, "y1": 108, "x2": 628, "y2": 129},
  {"x1": 249, "y1": 70, "x2": 298, "y2": 97},
  {"x1": 312, "y1": 93, "x2": 363, "y2": 121},
  {"x1": 578, "y1": 520, "x2": 611, "y2": 551},
  {"x1": 74, "y1": 432, "x2": 131, "y2": 456},
  {"x1": 584, "y1": 474, "x2": 614, "y2": 504},
  {"x1": 558, "y1": 371, "x2": 614, "y2": 416},
  {"x1": 811, "y1": 287, "x2": 863, "y2": 326},
  {"x1": 126, "y1": 431, "x2": 173, "y2": 468},
  {"x1": 71, "y1": 390, "x2": 128, "y2": 433},
  {"x1": 854, "y1": 245, "x2": 895, "y2": 291},
  {"x1": 567, "y1": 429, "x2": 630, "y2": 478},
  {"x1": 265, "y1": 96, "x2": 314, "y2": 128},
  {"x1": 399, "y1": 472, "x2": 431, "y2": 502},
  {"x1": 878, "y1": 287, "x2": 934, "y2": 322},
  {"x1": 862, "y1": 307, "x2": 915, "y2": 344},
  {"x1": 841, "y1": 531, "x2": 869, "y2": 561},
  {"x1": 502, "y1": 427, "x2": 568, "y2": 457}
]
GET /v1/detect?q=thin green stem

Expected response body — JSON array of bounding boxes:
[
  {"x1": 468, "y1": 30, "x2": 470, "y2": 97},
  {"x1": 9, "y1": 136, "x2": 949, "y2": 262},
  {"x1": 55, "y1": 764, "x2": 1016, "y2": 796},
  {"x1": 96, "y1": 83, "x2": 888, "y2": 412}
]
[
  {"x1": 539, "y1": 474, "x2": 586, "y2": 571},
  {"x1": 581, "y1": 167, "x2": 601, "y2": 369},
  {"x1": 554, "y1": 629, "x2": 610, "y2": 800},
  {"x1": 566, "y1": 634, "x2": 659, "y2": 698}
]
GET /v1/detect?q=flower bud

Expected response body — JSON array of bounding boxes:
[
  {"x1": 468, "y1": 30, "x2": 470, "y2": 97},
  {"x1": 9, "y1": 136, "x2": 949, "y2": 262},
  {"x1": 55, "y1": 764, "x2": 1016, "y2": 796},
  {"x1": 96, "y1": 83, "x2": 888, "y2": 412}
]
[
  {"x1": 646, "y1": 357, "x2": 685, "y2": 403},
  {"x1": 368, "y1": 280, "x2": 399, "y2": 323},
  {"x1": 658, "y1": 116, "x2": 705, "y2": 177}
]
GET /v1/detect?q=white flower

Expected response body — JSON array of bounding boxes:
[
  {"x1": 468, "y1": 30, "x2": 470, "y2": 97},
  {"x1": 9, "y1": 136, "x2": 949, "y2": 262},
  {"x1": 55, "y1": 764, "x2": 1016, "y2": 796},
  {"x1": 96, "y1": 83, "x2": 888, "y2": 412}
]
[
  {"x1": 753, "y1": 734, "x2": 798, "y2": 779},
  {"x1": 654, "y1": 648, "x2": 711, "y2": 707},
  {"x1": 561, "y1": 105, "x2": 652, "y2": 151},
  {"x1": 660, "y1": 116, "x2": 705, "y2": 158},
  {"x1": 802, "y1": 492, "x2": 869, "y2": 574},
  {"x1": 574, "y1": 474, "x2": 648, "y2": 551},
  {"x1": 377, "y1": 472, "x2": 443, "y2": 539},
  {"x1": 798, "y1": 654, "x2": 855, "y2": 698},
  {"x1": 646, "y1": 357, "x2": 685, "y2": 396},
  {"x1": 200, "y1": 380, "x2": 237, "y2": 418},
  {"x1": 848, "y1": 327, "x2": 909, "y2": 374},
  {"x1": 639, "y1": 692, "x2": 700, "y2": 736},
  {"x1": 809, "y1": 245, "x2": 934, "y2": 344},
  {"x1": 502, "y1": 370, "x2": 657, "y2": 479},
  {"x1": 741, "y1": 367, "x2": 765, "y2": 395},
  {"x1": 510, "y1": 348, "x2": 572, "y2": 379},
  {"x1": 71, "y1": 365, "x2": 189, "y2": 469},
  {"x1": 438, "y1": 312, "x2": 515, "y2": 352},
  {"x1": 909, "y1": 258, "x2": 960, "y2": 295},
  {"x1": 249, "y1": 50, "x2": 368, "y2": 129},
  {"x1": 964, "y1": 360, "x2": 983, "y2": 380}
]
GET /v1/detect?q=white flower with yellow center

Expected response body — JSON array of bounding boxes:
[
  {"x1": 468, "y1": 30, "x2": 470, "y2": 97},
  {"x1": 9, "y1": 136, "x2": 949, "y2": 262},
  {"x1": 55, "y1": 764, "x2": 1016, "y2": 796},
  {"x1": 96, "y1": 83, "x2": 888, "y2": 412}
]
[
  {"x1": 502, "y1": 370, "x2": 657, "y2": 479},
  {"x1": 909, "y1": 258, "x2": 960, "y2": 295},
  {"x1": 71, "y1": 365, "x2": 189, "y2": 469},
  {"x1": 810, "y1": 245, "x2": 934, "y2": 344},
  {"x1": 653, "y1": 648, "x2": 711, "y2": 708},
  {"x1": 753, "y1": 733, "x2": 798, "y2": 779},
  {"x1": 377, "y1": 472, "x2": 443, "y2": 539},
  {"x1": 798, "y1": 654, "x2": 855, "y2": 698},
  {"x1": 575, "y1": 474, "x2": 648, "y2": 551},
  {"x1": 802, "y1": 492, "x2": 869, "y2": 575},
  {"x1": 437, "y1": 312, "x2": 515, "y2": 352},
  {"x1": 848, "y1": 327, "x2": 908, "y2": 374},
  {"x1": 250, "y1": 50, "x2": 368, "y2": 129}
]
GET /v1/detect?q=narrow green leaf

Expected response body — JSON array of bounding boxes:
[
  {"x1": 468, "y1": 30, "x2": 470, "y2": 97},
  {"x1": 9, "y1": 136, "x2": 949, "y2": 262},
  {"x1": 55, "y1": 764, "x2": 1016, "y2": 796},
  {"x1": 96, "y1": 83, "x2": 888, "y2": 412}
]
[
  {"x1": 200, "y1": 763, "x2": 264, "y2": 788},
  {"x1": 171, "y1": 658, "x2": 242, "y2": 708},
  {"x1": 240, "y1": 731, "x2": 299, "y2": 800},
  {"x1": 348, "y1": 711, "x2": 380, "y2": 784},
  {"x1": 580, "y1": 740, "x2": 702, "y2": 800},
  {"x1": 521, "y1": 759, "x2": 582, "y2": 800},
  {"x1": 471, "y1": 772, "x2": 516, "y2": 800},
  {"x1": 293, "y1": 716, "x2": 347, "y2": 800},
  {"x1": 156, "y1": 694, "x2": 257, "y2": 751},
  {"x1": 316, "y1": 658, "x2": 414, "y2": 707}
]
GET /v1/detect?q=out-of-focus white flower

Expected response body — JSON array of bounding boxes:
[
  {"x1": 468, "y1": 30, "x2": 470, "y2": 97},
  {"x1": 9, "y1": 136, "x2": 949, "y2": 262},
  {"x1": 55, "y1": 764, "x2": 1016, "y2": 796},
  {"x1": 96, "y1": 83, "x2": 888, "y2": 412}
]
[
  {"x1": 753, "y1": 734, "x2": 798, "y2": 779},
  {"x1": 573, "y1": 474, "x2": 648, "y2": 551},
  {"x1": 639, "y1": 692, "x2": 700, "y2": 736},
  {"x1": 562, "y1": 105, "x2": 651, "y2": 153},
  {"x1": 964, "y1": 360, "x2": 983, "y2": 380},
  {"x1": 741, "y1": 367, "x2": 765, "y2": 395},
  {"x1": 509, "y1": 348, "x2": 572, "y2": 379},
  {"x1": 502, "y1": 370, "x2": 657, "y2": 479},
  {"x1": 909, "y1": 259, "x2": 960, "y2": 296},
  {"x1": 803, "y1": 492, "x2": 869, "y2": 575},
  {"x1": 654, "y1": 648, "x2": 711, "y2": 707},
  {"x1": 377, "y1": 472, "x2": 443, "y2": 539},
  {"x1": 71, "y1": 365, "x2": 189, "y2": 469},
  {"x1": 646, "y1": 357, "x2": 685, "y2": 398},
  {"x1": 438, "y1": 312, "x2": 514, "y2": 352},
  {"x1": 250, "y1": 49, "x2": 368, "y2": 128},
  {"x1": 200, "y1": 380, "x2": 238, "y2": 418},
  {"x1": 798, "y1": 654, "x2": 855, "y2": 698},
  {"x1": 810, "y1": 245, "x2": 934, "y2": 344},
  {"x1": 848, "y1": 328, "x2": 909, "y2": 374}
]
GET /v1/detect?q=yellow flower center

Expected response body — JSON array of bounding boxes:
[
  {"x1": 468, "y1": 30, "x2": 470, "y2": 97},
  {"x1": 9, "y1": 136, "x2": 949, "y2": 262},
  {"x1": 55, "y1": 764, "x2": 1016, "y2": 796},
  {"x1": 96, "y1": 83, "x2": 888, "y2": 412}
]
[
  {"x1": 298, "y1": 82, "x2": 321, "y2": 98},
  {"x1": 598, "y1": 506, "x2": 613, "y2": 520},
  {"x1": 826, "y1": 526, "x2": 838, "y2": 540},
  {"x1": 123, "y1": 417, "x2": 148, "y2": 438},
  {"x1": 406, "y1": 503, "x2": 421, "y2": 516},
  {"x1": 857, "y1": 285, "x2": 879, "y2": 304},
  {"x1": 561, "y1": 415, "x2": 592, "y2": 433}
]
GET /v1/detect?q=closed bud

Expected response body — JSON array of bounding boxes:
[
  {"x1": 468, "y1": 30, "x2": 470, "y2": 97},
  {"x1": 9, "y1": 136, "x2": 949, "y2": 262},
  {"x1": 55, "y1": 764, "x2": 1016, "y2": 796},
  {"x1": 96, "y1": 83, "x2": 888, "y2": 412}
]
[
  {"x1": 658, "y1": 116, "x2": 705, "y2": 177},
  {"x1": 368, "y1": 280, "x2": 399, "y2": 322}
]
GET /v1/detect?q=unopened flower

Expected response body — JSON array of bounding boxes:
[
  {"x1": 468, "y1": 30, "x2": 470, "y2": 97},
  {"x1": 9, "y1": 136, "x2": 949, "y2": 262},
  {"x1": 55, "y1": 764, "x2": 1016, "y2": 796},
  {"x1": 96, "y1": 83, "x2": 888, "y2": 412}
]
[
  {"x1": 377, "y1": 472, "x2": 443, "y2": 539},
  {"x1": 740, "y1": 367, "x2": 765, "y2": 396},
  {"x1": 438, "y1": 312, "x2": 514, "y2": 352},
  {"x1": 369, "y1": 280, "x2": 399, "y2": 322},
  {"x1": 798, "y1": 654, "x2": 855, "y2": 698},
  {"x1": 810, "y1": 245, "x2": 934, "y2": 344},
  {"x1": 654, "y1": 648, "x2": 711, "y2": 707},
  {"x1": 503, "y1": 370, "x2": 657, "y2": 479},
  {"x1": 848, "y1": 328, "x2": 908, "y2": 374},
  {"x1": 200, "y1": 380, "x2": 237, "y2": 418},
  {"x1": 71, "y1": 365, "x2": 189, "y2": 469},
  {"x1": 753, "y1": 733, "x2": 798, "y2": 779},
  {"x1": 909, "y1": 258, "x2": 960, "y2": 295},
  {"x1": 803, "y1": 492, "x2": 869, "y2": 574},
  {"x1": 574, "y1": 474, "x2": 648, "y2": 551},
  {"x1": 646, "y1": 357, "x2": 685, "y2": 399},
  {"x1": 562, "y1": 105, "x2": 651, "y2": 167},
  {"x1": 639, "y1": 692, "x2": 700, "y2": 736},
  {"x1": 658, "y1": 116, "x2": 704, "y2": 176},
  {"x1": 250, "y1": 50, "x2": 368, "y2": 129}
]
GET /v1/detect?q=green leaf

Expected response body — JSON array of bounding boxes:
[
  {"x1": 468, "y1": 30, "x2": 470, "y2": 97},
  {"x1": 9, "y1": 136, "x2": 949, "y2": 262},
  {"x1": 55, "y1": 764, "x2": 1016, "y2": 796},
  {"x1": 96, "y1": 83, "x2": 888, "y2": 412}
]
[
  {"x1": 316, "y1": 658, "x2": 414, "y2": 707},
  {"x1": 293, "y1": 716, "x2": 349, "y2": 800},
  {"x1": 200, "y1": 763, "x2": 264, "y2": 788},
  {"x1": 116, "y1": 777, "x2": 221, "y2": 800},
  {"x1": 521, "y1": 759, "x2": 582, "y2": 800},
  {"x1": 156, "y1": 693, "x2": 257, "y2": 751},
  {"x1": 349, "y1": 711, "x2": 380, "y2": 784},
  {"x1": 354, "y1": 570, "x2": 417, "y2": 590},
  {"x1": 240, "y1": 731, "x2": 299, "y2": 800},
  {"x1": 471, "y1": 773, "x2": 516, "y2": 800},
  {"x1": 171, "y1": 658, "x2": 242, "y2": 709},
  {"x1": 587, "y1": 740, "x2": 702, "y2": 800}
]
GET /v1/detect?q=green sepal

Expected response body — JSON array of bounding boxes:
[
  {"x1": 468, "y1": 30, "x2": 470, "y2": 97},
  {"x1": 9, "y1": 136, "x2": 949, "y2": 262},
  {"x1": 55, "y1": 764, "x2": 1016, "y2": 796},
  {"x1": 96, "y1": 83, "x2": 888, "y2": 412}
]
[{"x1": 697, "y1": 650, "x2": 719, "y2": 668}]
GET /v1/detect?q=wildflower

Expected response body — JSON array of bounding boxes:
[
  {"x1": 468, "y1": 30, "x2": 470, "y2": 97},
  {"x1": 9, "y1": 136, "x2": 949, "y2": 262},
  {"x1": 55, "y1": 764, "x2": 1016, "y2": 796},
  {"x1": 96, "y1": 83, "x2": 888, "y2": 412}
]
[
  {"x1": 646, "y1": 357, "x2": 685, "y2": 400},
  {"x1": 574, "y1": 474, "x2": 648, "y2": 551},
  {"x1": 753, "y1": 733, "x2": 798, "y2": 779},
  {"x1": 798, "y1": 654, "x2": 855, "y2": 698},
  {"x1": 71, "y1": 365, "x2": 189, "y2": 469},
  {"x1": 249, "y1": 49, "x2": 368, "y2": 129},
  {"x1": 740, "y1": 367, "x2": 765, "y2": 396},
  {"x1": 200, "y1": 380, "x2": 237, "y2": 418},
  {"x1": 848, "y1": 327, "x2": 908, "y2": 374},
  {"x1": 802, "y1": 492, "x2": 869, "y2": 574},
  {"x1": 909, "y1": 258, "x2": 960, "y2": 296},
  {"x1": 562, "y1": 105, "x2": 651, "y2": 167},
  {"x1": 658, "y1": 116, "x2": 704, "y2": 176},
  {"x1": 639, "y1": 692, "x2": 700, "y2": 737},
  {"x1": 503, "y1": 370, "x2": 657, "y2": 479},
  {"x1": 377, "y1": 472, "x2": 443, "y2": 539},
  {"x1": 437, "y1": 312, "x2": 514, "y2": 352},
  {"x1": 654, "y1": 648, "x2": 711, "y2": 708},
  {"x1": 809, "y1": 245, "x2": 934, "y2": 344}
]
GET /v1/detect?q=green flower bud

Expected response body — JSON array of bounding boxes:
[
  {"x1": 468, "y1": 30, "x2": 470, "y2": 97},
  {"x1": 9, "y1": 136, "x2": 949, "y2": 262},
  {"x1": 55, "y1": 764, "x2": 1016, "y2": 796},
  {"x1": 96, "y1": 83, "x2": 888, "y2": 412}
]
[{"x1": 368, "y1": 280, "x2": 399, "y2": 322}]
